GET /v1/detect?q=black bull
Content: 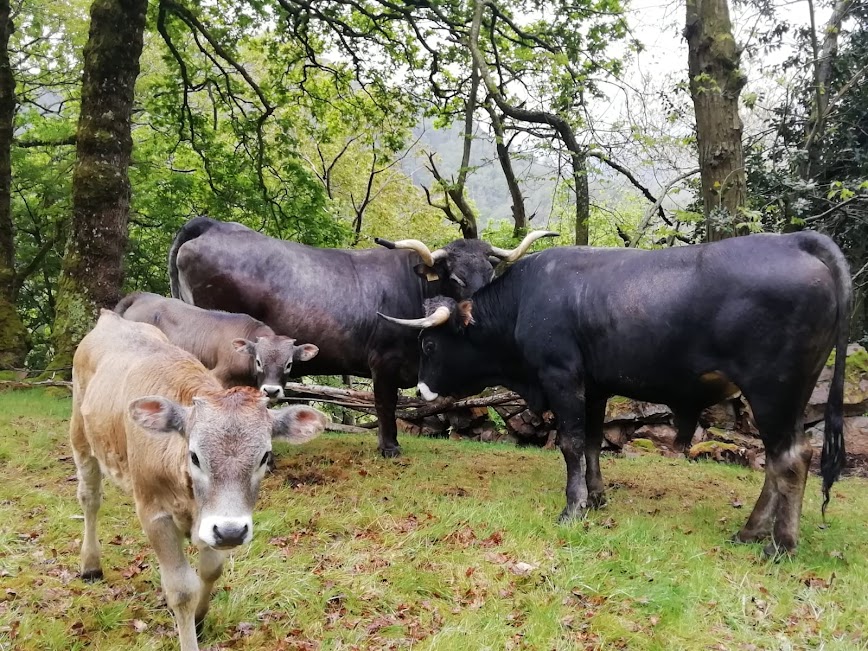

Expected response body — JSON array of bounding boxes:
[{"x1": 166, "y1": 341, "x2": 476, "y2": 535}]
[
  {"x1": 168, "y1": 216, "x2": 555, "y2": 456},
  {"x1": 381, "y1": 231, "x2": 851, "y2": 555}
]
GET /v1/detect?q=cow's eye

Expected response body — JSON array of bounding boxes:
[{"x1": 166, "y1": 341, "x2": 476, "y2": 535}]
[
  {"x1": 190, "y1": 452, "x2": 201, "y2": 468},
  {"x1": 255, "y1": 358, "x2": 263, "y2": 371},
  {"x1": 260, "y1": 451, "x2": 272, "y2": 467},
  {"x1": 284, "y1": 361, "x2": 293, "y2": 373},
  {"x1": 423, "y1": 340, "x2": 436, "y2": 356}
]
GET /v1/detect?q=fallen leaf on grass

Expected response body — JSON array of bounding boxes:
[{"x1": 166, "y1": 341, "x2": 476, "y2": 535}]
[
  {"x1": 802, "y1": 572, "x2": 835, "y2": 589},
  {"x1": 509, "y1": 561, "x2": 538, "y2": 576}
]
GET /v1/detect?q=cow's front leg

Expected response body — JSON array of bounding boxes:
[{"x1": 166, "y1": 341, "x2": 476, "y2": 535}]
[
  {"x1": 195, "y1": 546, "x2": 228, "y2": 637},
  {"x1": 372, "y1": 372, "x2": 401, "y2": 458},
  {"x1": 541, "y1": 369, "x2": 589, "y2": 522},
  {"x1": 141, "y1": 510, "x2": 201, "y2": 651},
  {"x1": 584, "y1": 395, "x2": 607, "y2": 509}
]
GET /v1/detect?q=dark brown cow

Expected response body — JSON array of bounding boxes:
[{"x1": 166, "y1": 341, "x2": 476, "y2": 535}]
[{"x1": 168, "y1": 216, "x2": 555, "y2": 456}]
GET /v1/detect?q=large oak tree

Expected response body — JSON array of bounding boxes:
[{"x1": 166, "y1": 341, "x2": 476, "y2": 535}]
[{"x1": 49, "y1": 0, "x2": 147, "y2": 372}]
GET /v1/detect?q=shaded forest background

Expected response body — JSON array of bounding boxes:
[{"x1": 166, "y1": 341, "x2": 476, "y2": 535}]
[{"x1": 1, "y1": 0, "x2": 867, "y2": 373}]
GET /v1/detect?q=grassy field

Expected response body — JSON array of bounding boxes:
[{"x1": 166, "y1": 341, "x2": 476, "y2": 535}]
[{"x1": 1, "y1": 389, "x2": 866, "y2": 651}]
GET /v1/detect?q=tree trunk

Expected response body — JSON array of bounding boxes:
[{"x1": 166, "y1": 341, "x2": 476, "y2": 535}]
[
  {"x1": 48, "y1": 0, "x2": 147, "y2": 374},
  {"x1": 684, "y1": 0, "x2": 747, "y2": 241},
  {"x1": 484, "y1": 102, "x2": 527, "y2": 237},
  {"x1": 802, "y1": 0, "x2": 853, "y2": 181},
  {"x1": 467, "y1": 1, "x2": 588, "y2": 245},
  {"x1": 0, "y1": 0, "x2": 28, "y2": 370}
]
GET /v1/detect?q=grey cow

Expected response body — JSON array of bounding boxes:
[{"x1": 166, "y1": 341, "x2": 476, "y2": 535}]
[{"x1": 115, "y1": 292, "x2": 318, "y2": 399}]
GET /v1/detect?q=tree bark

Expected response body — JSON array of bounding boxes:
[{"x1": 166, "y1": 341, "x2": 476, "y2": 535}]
[
  {"x1": 467, "y1": 1, "x2": 588, "y2": 245},
  {"x1": 484, "y1": 101, "x2": 528, "y2": 237},
  {"x1": 0, "y1": 0, "x2": 29, "y2": 369},
  {"x1": 48, "y1": 0, "x2": 147, "y2": 374},
  {"x1": 684, "y1": 0, "x2": 747, "y2": 241},
  {"x1": 802, "y1": 0, "x2": 853, "y2": 181}
]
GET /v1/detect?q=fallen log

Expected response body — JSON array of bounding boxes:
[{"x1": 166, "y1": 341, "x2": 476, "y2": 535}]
[
  {"x1": 0, "y1": 379, "x2": 72, "y2": 389},
  {"x1": 281, "y1": 381, "x2": 524, "y2": 419}
]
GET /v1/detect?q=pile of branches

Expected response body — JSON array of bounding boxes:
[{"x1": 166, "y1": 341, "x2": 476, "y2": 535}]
[{"x1": 281, "y1": 382, "x2": 525, "y2": 429}]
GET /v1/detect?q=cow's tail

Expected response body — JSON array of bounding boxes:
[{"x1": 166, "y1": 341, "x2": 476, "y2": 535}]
[
  {"x1": 806, "y1": 234, "x2": 851, "y2": 517},
  {"x1": 168, "y1": 216, "x2": 216, "y2": 300},
  {"x1": 113, "y1": 292, "x2": 143, "y2": 316}
]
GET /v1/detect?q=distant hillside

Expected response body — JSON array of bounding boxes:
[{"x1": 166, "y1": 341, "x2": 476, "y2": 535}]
[{"x1": 404, "y1": 121, "x2": 558, "y2": 229}]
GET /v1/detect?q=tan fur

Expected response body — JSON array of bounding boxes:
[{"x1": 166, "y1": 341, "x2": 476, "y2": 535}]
[{"x1": 70, "y1": 310, "x2": 326, "y2": 651}]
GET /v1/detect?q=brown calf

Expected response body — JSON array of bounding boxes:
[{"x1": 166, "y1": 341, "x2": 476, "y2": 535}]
[
  {"x1": 115, "y1": 291, "x2": 318, "y2": 399},
  {"x1": 70, "y1": 311, "x2": 328, "y2": 650}
]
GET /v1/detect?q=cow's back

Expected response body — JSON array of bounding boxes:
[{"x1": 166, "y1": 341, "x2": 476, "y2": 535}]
[
  {"x1": 508, "y1": 233, "x2": 842, "y2": 403},
  {"x1": 172, "y1": 220, "x2": 426, "y2": 379},
  {"x1": 73, "y1": 312, "x2": 222, "y2": 497}
]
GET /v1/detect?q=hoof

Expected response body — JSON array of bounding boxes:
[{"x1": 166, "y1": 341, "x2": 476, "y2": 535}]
[
  {"x1": 557, "y1": 504, "x2": 588, "y2": 523},
  {"x1": 762, "y1": 539, "x2": 795, "y2": 560},
  {"x1": 81, "y1": 568, "x2": 104, "y2": 582},
  {"x1": 731, "y1": 529, "x2": 770, "y2": 544},
  {"x1": 379, "y1": 446, "x2": 402, "y2": 459},
  {"x1": 588, "y1": 492, "x2": 607, "y2": 509}
]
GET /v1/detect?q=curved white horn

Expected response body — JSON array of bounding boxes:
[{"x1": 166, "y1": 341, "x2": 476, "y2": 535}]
[
  {"x1": 390, "y1": 239, "x2": 436, "y2": 267},
  {"x1": 489, "y1": 230, "x2": 559, "y2": 263},
  {"x1": 377, "y1": 305, "x2": 452, "y2": 329},
  {"x1": 430, "y1": 248, "x2": 448, "y2": 262}
]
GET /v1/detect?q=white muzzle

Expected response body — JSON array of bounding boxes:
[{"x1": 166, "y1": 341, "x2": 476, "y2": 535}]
[{"x1": 417, "y1": 382, "x2": 439, "y2": 401}]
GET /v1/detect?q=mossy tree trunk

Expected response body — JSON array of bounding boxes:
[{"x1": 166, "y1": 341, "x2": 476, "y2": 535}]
[
  {"x1": 685, "y1": 0, "x2": 747, "y2": 242},
  {"x1": 0, "y1": 0, "x2": 29, "y2": 370},
  {"x1": 48, "y1": 0, "x2": 147, "y2": 375}
]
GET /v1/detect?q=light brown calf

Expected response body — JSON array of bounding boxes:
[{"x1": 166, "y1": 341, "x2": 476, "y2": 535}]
[
  {"x1": 70, "y1": 311, "x2": 328, "y2": 651},
  {"x1": 115, "y1": 291, "x2": 318, "y2": 399}
]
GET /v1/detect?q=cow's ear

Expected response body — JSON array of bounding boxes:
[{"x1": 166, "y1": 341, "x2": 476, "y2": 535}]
[
  {"x1": 129, "y1": 396, "x2": 187, "y2": 435},
  {"x1": 414, "y1": 263, "x2": 442, "y2": 283},
  {"x1": 232, "y1": 338, "x2": 255, "y2": 355},
  {"x1": 293, "y1": 343, "x2": 319, "y2": 362},
  {"x1": 270, "y1": 405, "x2": 329, "y2": 443},
  {"x1": 457, "y1": 300, "x2": 475, "y2": 327}
]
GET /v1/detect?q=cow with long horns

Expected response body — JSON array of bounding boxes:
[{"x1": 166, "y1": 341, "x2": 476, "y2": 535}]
[
  {"x1": 169, "y1": 216, "x2": 555, "y2": 457},
  {"x1": 380, "y1": 232, "x2": 851, "y2": 555}
]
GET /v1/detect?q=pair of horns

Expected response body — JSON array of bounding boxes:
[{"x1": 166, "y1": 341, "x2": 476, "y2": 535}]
[
  {"x1": 374, "y1": 238, "x2": 448, "y2": 267},
  {"x1": 378, "y1": 305, "x2": 452, "y2": 329},
  {"x1": 375, "y1": 230, "x2": 558, "y2": 267},
  {"x1": 489, "y1": 230, "x2": 559, "y2": 262}
]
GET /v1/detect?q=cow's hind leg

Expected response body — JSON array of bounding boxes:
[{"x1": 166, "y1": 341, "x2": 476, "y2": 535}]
[
  {"x1": 194, "y1": 546, "x2": 228, "y2": 637},
  {"x1": 584, "y1": 395, "x2": 607, "y2": 508},
  {"x1": 75, "y1": 453, "x2": 104, "y2": 580},
  {"x1": 373, "y1": 373, "x2": 401, "y2": 458},
  {"x1": 733, "y1": 472, "x2": 778, "y2": 544},
  {"x1": 72, "y1": 423, "x2": 104, "y2": 581},
  {"x1": 736, "y1": 389, "x2": 812, "y2": 556},
  {"x1": 672, "y1": 408, "x2": 701, "y2": 453},
  {"x1": 763, "y1": 433, "x2": 812, "y2": 556}
]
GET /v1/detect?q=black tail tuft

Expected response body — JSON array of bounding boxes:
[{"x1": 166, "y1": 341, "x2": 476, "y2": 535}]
[{"x1": 802, "y1": 232, "x2": 852, "y2": 520}]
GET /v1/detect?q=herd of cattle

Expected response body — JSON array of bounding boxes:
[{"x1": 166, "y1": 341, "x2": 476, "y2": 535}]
[{"x1": 69, "y1": 216, "x2": 851, "y2": 650}]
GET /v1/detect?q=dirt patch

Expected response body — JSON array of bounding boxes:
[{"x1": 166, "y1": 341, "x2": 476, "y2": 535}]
[{"x1": 280, "y1": 461, "x2": 348, "y2": 487}]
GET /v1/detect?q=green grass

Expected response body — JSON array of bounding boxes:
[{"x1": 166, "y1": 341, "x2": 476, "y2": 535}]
[{"x1": 1, "y1": 389, "x2": 867, "y2": 650}]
